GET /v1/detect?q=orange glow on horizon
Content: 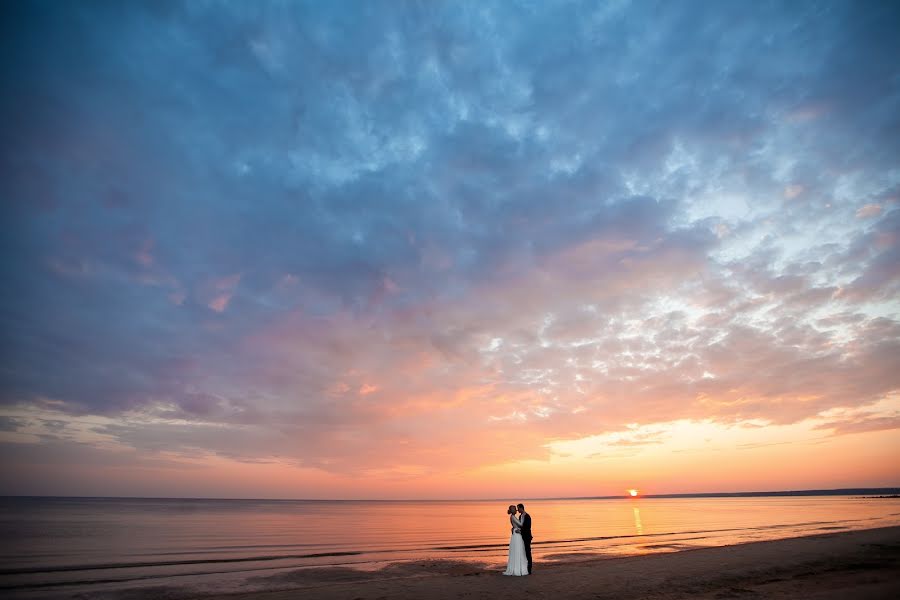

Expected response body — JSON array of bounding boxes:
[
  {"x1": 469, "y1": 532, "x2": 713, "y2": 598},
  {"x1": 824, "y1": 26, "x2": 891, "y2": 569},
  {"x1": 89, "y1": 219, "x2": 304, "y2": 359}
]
[{"x1": 628, "y1": 489, "x2": 639, "y2": 497}]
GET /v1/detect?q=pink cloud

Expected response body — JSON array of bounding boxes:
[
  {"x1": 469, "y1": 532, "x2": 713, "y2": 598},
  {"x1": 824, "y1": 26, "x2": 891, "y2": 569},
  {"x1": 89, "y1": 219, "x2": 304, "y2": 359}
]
[
  {"x1": 135, "y1": 238, "x2": 154, "y2": 266},
  {"x1": 816, "y1": 415, "x2": 900, "y2": 436},
  {"x1": 199, "y1": 273, "x2": 242, "y2": 313},
  {"x1": 855, "y1": 204, "x2": 882, "y2": 219},
  {"x1": 208, "y1": 294, "x2": 232, "y2": 313}
]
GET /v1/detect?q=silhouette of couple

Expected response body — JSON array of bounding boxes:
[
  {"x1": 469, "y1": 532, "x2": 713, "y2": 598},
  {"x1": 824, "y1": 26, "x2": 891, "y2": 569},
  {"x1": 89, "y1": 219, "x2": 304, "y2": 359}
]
[{"x1": 503, "y1": 503, "x2": 532, "y2": 576}]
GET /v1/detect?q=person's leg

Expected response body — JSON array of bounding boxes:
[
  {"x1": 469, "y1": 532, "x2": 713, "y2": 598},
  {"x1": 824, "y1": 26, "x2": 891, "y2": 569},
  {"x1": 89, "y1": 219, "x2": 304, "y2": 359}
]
[{"x1": 524, "y1": 539, "x2": 532, "y2": 573}]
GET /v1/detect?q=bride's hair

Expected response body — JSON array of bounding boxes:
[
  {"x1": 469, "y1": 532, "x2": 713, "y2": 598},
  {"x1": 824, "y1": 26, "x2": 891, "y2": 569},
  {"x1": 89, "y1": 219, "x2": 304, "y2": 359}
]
[{"x1": 507, "y1": 505, "x2": 516, "y2": 514}]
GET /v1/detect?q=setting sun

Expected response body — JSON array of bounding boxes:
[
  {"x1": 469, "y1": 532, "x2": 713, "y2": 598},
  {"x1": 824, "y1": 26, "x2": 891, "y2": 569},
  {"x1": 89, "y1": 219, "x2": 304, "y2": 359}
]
[{"x1": 628, "y1": 489, "x2": 639, "y2": 497}]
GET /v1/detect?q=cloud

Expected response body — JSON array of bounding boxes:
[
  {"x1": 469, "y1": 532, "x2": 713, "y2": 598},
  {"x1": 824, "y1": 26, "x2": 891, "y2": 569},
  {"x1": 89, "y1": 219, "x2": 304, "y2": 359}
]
[
  {"x1": 784, "y1": 185, "x2": 805, "y2": 199},
  {"x1": 1, "y1": 0, "x2": 899, "y2": 492},
  {"x1": 0, "y1": 416, "x2": 28, "y2": 432},
  {"x1": 856, "y1": 204, "x2": 883, "y2": 219},
  {"x1": 815, "y1": 415, "x2": 900, "y2": 436}
]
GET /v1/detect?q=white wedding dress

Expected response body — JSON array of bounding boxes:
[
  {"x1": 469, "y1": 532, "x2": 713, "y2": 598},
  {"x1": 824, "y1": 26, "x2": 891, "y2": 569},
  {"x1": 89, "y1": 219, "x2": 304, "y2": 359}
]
[{"x1": 503, "y1": 514, "x2": 529, "y2": 576}]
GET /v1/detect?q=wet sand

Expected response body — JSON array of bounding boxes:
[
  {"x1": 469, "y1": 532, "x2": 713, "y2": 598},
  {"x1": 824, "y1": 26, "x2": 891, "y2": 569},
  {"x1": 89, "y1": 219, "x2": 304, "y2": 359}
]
[
  {"x1": 73, "y1": 526, "x2": 900, "y2": 599},
  {"x1": 195, "y1": 525, "x2": 900, "y2": 600}
]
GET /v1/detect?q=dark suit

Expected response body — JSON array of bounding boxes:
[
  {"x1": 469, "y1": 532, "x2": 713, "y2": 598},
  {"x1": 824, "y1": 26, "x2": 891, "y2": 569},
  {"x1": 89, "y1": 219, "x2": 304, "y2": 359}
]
[{"x1": 519, "y1": 512, "x2": 533, "y2": 573}]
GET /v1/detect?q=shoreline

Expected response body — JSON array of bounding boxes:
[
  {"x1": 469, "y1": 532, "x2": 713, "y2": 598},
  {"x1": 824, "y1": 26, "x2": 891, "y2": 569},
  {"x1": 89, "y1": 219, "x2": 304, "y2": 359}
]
[
  {"x1": 161, "y1": 526, "x2": 900, "y2": 600},
  {"x1": 13, "y1": 526, "x2": 899, "y2": 599}
]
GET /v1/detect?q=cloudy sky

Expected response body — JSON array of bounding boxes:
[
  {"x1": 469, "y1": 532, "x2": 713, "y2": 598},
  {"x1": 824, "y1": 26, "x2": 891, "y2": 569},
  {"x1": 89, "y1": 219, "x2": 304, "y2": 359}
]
[{"x1": 1, "y1": 0, "x2": 898, "y2": 499}]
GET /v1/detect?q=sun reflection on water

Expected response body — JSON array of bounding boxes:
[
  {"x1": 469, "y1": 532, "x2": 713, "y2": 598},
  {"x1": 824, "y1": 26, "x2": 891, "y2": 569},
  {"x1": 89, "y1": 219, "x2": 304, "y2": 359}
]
[{"x1": 632, "y1": 507, "x2": 643, "y2": 535}]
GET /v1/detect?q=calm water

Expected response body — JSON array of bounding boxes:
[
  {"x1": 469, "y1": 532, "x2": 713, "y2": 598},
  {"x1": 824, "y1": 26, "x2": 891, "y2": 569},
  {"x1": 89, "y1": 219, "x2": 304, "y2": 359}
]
[{"x1": 2, "y1": 495, "x2": 899, "y2": 598}]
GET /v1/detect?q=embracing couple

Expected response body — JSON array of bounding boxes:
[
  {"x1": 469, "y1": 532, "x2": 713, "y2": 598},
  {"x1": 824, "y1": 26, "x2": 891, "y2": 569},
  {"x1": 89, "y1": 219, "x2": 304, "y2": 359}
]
[{"x1": 503, "y1": 503, "x2": 532, "y2": 576}]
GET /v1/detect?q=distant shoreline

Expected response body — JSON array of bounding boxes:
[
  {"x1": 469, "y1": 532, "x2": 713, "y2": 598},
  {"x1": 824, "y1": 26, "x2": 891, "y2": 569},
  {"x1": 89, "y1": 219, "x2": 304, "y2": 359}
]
[{"x1": 2, "y1": 487, "x2": 899, "y2": 502}]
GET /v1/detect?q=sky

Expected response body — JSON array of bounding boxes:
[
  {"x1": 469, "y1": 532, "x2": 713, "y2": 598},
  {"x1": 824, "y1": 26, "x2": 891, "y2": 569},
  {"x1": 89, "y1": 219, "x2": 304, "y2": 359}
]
[{"x1": 1, "y1": 0, "x2": 899, "y2": 500}]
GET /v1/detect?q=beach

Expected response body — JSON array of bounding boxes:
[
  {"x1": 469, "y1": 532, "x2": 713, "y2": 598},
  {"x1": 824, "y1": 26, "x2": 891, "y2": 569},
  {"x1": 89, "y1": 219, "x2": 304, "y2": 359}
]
[
  {"x1": 192, "y1": 526, "x2": 900, "y2": 600},
  {"x1": 4, "y1": 497, "x2": 900, "y2": 599}
]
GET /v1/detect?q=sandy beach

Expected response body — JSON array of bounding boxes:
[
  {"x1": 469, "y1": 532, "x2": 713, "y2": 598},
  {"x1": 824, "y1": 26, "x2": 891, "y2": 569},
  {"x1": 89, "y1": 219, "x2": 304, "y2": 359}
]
[{"x1": 175, "y1": 526, "x2": 900, "y2": 600}]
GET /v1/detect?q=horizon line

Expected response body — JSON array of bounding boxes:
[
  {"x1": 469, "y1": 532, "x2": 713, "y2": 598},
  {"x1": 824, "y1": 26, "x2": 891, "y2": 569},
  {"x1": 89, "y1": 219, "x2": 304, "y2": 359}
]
[{"x1": 2, "y1": 486, "x2": 899, "y2": 503}]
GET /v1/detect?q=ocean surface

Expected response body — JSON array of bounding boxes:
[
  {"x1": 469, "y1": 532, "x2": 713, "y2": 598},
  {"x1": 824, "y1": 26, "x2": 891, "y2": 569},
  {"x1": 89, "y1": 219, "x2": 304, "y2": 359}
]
[{"x1": 2, "y1": 494, "x2": 899, "y2": 598}]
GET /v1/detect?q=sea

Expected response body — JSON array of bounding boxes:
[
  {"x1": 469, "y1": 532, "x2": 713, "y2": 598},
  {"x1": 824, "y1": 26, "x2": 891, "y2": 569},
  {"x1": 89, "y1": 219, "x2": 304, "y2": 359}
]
[{"x1": 2, "y1": 493, "x2": 899, "y2": 598}]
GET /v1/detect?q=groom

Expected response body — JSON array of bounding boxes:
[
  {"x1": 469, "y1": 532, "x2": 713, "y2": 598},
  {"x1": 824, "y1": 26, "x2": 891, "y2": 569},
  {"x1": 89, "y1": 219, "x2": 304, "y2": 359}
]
[{"x1": 517, "y1": 503, "x2": 533, "y2": 574}]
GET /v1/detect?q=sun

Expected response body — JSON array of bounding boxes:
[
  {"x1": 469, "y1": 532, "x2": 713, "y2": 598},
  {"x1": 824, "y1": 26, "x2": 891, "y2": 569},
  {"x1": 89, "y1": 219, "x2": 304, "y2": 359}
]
[{"x1": 628, "y1": 489, "x2": 639, "y2": 497}]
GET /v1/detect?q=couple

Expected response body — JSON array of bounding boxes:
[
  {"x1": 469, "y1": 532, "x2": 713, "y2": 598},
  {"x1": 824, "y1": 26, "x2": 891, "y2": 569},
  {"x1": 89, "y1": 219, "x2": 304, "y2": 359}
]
[{"x1": 503, "y1": 503, "x2": 533, "y2": 576}]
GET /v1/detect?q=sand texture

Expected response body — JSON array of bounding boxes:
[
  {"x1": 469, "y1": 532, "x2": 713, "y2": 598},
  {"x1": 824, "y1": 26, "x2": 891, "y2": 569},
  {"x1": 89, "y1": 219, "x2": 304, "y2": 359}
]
[{"x1": 155, "y1": 526, "x2": 900, "y2": 600}]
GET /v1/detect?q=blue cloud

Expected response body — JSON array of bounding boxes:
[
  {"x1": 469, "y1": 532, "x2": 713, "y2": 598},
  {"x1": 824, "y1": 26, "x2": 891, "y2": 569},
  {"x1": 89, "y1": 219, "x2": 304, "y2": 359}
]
[{"x1": 1, "y1": 0, "x2": 898, "y2": 475}]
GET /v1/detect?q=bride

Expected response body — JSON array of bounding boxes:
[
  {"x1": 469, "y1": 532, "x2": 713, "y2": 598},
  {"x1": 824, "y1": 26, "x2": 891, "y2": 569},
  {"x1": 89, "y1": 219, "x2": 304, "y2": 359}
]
[{"x1": 503, "y1": 504, "x2": 529, "y2": 576}]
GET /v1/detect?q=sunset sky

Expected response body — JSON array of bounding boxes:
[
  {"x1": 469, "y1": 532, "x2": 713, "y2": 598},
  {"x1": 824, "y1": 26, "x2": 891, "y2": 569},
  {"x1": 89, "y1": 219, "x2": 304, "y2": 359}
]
[{"x1": 1, "y1": 0, "x2": 899, "y2": 499}]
